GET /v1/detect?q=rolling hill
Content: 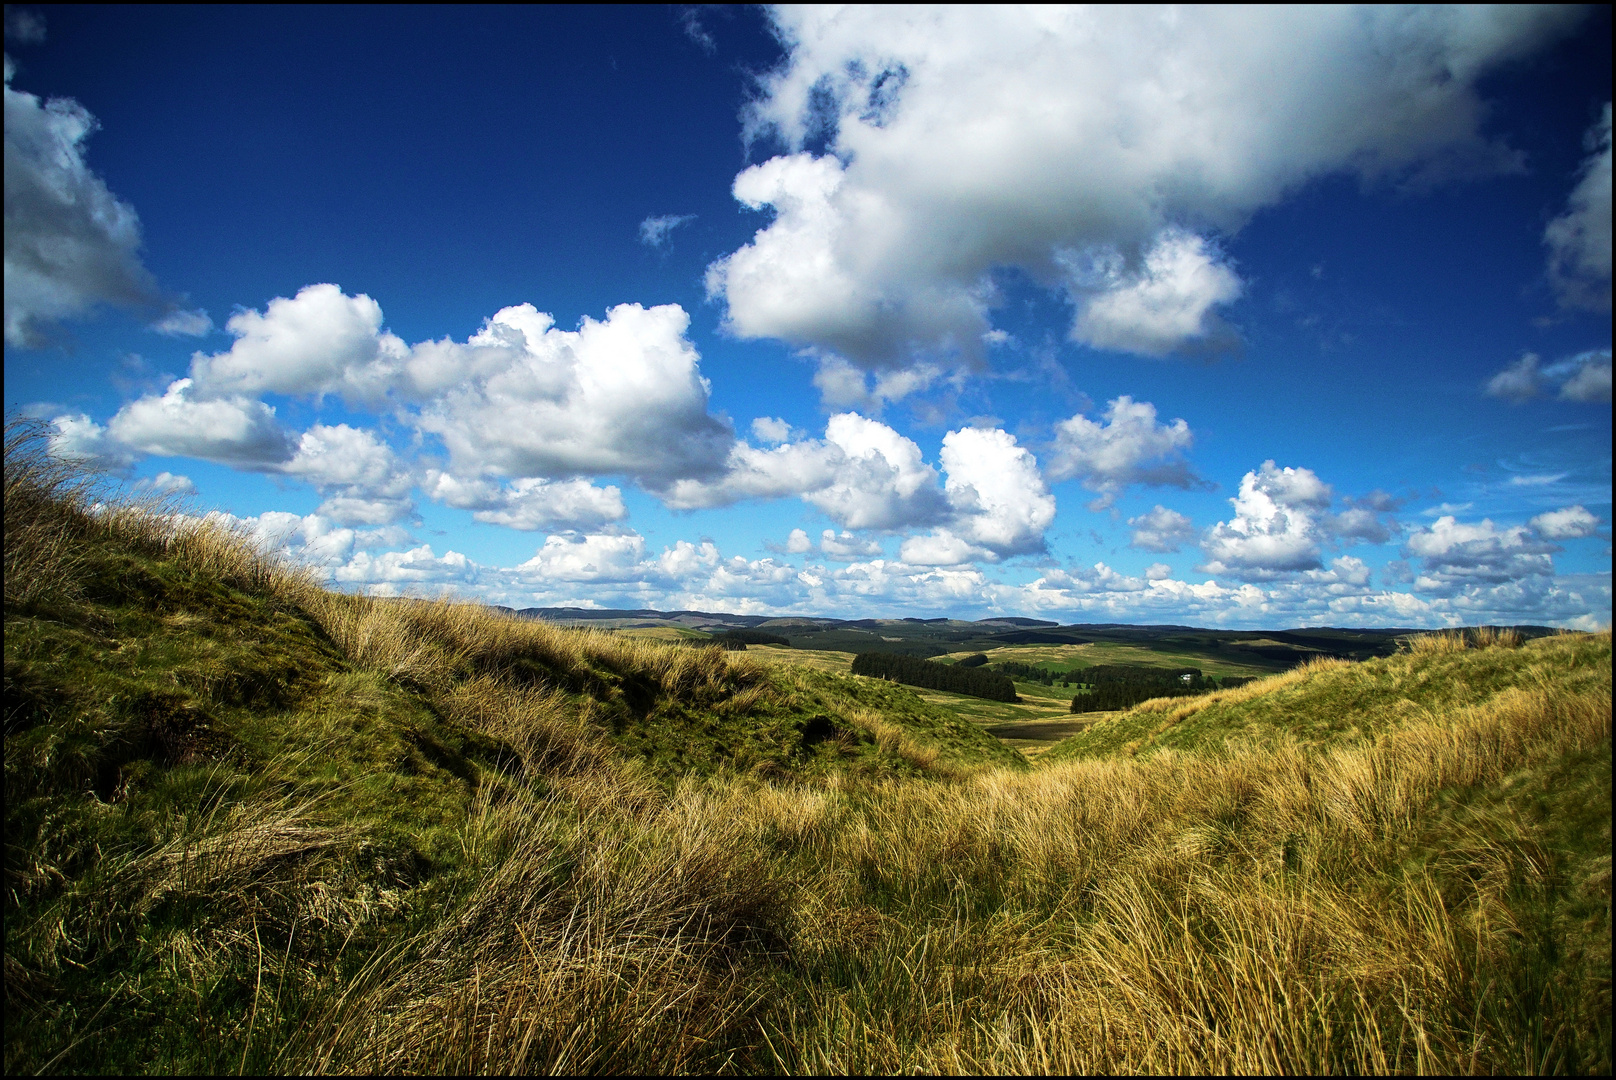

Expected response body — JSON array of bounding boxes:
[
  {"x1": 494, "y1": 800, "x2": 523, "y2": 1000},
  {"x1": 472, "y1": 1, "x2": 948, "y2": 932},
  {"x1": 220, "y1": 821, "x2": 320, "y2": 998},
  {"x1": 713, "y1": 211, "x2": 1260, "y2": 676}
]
[{"x1": 6, "y1": 423, "x2": 1609, "y2": 1075}]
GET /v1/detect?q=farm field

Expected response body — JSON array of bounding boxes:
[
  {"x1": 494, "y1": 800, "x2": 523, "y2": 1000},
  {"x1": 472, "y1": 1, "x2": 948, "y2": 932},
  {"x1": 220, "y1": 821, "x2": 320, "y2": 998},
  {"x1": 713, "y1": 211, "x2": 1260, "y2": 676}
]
[{"x1": 937, "y1": 642, "x2": 1278, "y2": 680}]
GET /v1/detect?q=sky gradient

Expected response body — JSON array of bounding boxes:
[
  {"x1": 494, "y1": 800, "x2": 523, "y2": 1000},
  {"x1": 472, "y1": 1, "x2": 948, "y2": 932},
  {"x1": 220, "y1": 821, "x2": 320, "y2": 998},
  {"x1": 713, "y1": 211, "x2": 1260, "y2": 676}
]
[{"x1": 5, "y1": 5, "x2": 1611, "y2": 628}]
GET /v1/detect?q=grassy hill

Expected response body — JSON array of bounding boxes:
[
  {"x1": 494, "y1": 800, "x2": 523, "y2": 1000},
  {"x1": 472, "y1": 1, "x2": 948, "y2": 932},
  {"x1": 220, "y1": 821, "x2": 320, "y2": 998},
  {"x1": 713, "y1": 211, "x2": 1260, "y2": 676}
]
[
  {"x1": 1043, "y1": 628, "x2": 1610, "y2": 760},
  {"x1": 5, "y1": 421, "x2": 1610, "y2": 1074}
]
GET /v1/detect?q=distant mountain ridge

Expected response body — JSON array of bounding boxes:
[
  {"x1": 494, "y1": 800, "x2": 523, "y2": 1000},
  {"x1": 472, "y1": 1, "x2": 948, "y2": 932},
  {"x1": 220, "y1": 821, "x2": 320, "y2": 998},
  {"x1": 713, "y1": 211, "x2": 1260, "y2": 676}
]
[{"x1": 497, "y1": 606, "x2": 1559, "y2": 668}]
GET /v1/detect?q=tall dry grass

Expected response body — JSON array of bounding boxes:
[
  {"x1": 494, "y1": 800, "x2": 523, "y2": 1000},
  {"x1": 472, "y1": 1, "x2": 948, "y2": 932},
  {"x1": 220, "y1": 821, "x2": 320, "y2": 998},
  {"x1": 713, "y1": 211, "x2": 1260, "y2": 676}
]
[
  {"x1": 4, "y1": 417, "x2": 100, "y2": 608},
  {"x1": 300, "y1": 589, "x2": 769, "y2": 701},
  {"x1": 274, "y1": 629, "x2": 1608, "y2": 1072},
  {"x1": 716, "y1": 647, "x2": 1611, "y2": 1073},
  {"x1": 4, "y1": 416, "x2": 317, "y2": 610},
  {"x1": 1405, "y1": 625, "x2": 1527, "y2": 654},
  {"x1": 289, "y1": 783, "x2": 790, "y2": 1074}
]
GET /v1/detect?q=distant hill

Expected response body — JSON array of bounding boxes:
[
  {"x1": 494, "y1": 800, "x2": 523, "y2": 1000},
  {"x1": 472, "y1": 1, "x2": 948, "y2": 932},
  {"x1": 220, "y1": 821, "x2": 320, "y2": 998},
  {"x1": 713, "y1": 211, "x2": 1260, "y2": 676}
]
[{"x1": 504, "y1": 605, "x2": 1560, "y2": 670}]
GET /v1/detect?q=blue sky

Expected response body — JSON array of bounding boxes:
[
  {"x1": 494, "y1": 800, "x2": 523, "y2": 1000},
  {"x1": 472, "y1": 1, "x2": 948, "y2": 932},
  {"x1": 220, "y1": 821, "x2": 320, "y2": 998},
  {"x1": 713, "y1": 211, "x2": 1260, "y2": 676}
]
[{"x1": 5, "y1": 5, "x2": 1610, "y2": 627}]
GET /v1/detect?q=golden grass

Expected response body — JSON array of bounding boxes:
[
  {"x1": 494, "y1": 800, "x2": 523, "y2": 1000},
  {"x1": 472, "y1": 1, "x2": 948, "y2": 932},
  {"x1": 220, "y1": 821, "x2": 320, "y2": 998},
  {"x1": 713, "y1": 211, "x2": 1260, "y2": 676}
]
[
  {"x1": 286, "y1": 776, "x2": 793, "y2": 1075},
  {"x1": 720, "y1": 654, "x2": 1610, "y2": 1072},
  {"x1": 1405, "y1": 625, "x2": 1527, "y2": 653},
  {"x1": 4, "y1": 416, "x2": 319, "y2": 610}
]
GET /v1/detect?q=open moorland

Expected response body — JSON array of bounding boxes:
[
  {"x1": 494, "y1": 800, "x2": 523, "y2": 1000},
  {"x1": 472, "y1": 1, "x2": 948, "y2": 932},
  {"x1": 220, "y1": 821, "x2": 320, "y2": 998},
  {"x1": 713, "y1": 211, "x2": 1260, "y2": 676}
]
[{"x1": 5, "y1": 423, "x2": 1610, "y2": 1075}]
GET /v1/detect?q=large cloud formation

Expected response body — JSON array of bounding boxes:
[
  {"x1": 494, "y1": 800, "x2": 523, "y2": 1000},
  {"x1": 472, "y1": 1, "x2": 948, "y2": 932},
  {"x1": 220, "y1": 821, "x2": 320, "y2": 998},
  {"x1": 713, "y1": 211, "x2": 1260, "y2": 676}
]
[
  {"x1": 1544, "y1": 103, "x2": 1613, "y2": 312},
  {"x1": 4, "y1": 55, "x2": 206, "y2": 344},
  {"x1": 1197, "y1": 460, "x2": 1399, "y2": 581},
  {"x1": 57, "y1": 286, "x2": 710, "y2": 531},
  {"x1": 901, "y1": 427, "x2": 1056, "y2": 565},
  {"x1": 1200, "y1": 461, "x2": 1336, "y2": 579},
  {"x1": 706, "y1": 5, "x2": 1582, "y2": 385},
  {"x1": 667, "y1": 414, "x2": 1055, "y2": 564},
  {"x1": 186, "y1": 286, "x2": 734, "y2": 488}
]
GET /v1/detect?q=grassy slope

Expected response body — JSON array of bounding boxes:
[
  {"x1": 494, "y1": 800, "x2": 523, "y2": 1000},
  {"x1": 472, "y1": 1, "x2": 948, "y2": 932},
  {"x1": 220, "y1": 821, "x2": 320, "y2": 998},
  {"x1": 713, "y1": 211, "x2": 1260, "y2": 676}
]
[
  {"x1": 1029, "y1": 632, "x2": 1613, "y2": 1068},
  {"x1": 743, "y1": 634, "x2": 1610, "y2": 1073},
  {"x1": 5, "y1": 427, "x2": 1610, "y2": 1075},
  {"x1": 7, "y1": 569, "x2": 504, "y2": 1071},
  {"x1": 1043, "y1": 633, "x2": 1609, "y2": 761},
  {"x1": 2, "y1": 434, "x2": 1014, "y2": 1073}
]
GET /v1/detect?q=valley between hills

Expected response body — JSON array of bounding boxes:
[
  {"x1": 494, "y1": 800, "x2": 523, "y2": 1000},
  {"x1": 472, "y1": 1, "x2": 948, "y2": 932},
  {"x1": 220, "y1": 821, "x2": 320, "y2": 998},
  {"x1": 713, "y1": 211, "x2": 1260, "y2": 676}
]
[{"x1": 7, "y1": 426, "x2": 1610, "y2": 1074}]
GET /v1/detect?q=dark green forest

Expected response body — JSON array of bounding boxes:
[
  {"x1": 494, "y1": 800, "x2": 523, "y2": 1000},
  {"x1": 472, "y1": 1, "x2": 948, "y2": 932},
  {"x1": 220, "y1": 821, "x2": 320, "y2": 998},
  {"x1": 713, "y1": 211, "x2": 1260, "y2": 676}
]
[{"x1": 852, "y1": 652, "x2": 1020, "y2": 702}]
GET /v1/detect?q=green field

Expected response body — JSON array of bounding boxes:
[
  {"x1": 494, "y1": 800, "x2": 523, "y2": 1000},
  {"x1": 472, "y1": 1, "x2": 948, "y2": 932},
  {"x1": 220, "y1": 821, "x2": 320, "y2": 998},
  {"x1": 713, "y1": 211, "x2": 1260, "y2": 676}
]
[{"x1": 935, "y1": 641, "x2": 1281, "y2": 678}]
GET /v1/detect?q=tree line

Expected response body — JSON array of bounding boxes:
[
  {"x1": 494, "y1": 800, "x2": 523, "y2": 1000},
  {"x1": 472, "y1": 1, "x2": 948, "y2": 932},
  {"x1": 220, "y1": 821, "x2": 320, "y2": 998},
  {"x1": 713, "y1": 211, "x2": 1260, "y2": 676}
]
[
  {"x1": 1068, "y1": 665, "x2": 1258, "y2": 713},
  {"x1": 852, "y1": 652, "x2": 1020, "y2": 702},
  {"x1": 692, "y1": 629, "x2": 794, "y2": 651},
  {"x1": 994, "y1": 660, "x2": 1066, "y2": 686}
]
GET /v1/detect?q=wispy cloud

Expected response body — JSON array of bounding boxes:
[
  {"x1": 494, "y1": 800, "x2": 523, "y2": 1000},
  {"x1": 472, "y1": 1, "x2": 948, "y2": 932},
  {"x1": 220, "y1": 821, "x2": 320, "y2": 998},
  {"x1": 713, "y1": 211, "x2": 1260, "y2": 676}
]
[{"x1": 639, "y1": 213, "x2": 696, "y2": 249}]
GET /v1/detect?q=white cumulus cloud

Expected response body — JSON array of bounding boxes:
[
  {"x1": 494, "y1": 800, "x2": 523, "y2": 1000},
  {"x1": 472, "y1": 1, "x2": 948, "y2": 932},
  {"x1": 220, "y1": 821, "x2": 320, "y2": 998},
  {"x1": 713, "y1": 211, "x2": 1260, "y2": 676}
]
[
  {"x1": 281, "y1": 423, "x2": 415, "y2": 525},
  {"x1": 187, "y1": 288, "x2": 734, "y2": 488},
  {"x1": 820, "y1": 529, "x2": 884, "y2": 561},
  {"x1": 665, "y1": 412, "x2": 947, "y2": 530},
  {"x1": 1047, "y1": 395, "x2": 1200, "y2": 508},
  {"x1": 107, "y1": 378, "x2": 293, "y2": 466},
  {"x1": 1530, "y1": 505, "x2": 1599, "y2": 540},
  {"x1": 47, "y1": 413, "x2": 137, "y2": 470},
  {"x1": 515, "y1": 532, "x2": 653, "y2": 584},
  {"x1": 1064, "y1": 230, "x2": 1242, "y2": 356},
  {"x1": 191, "y1": 283, "x2": 404, "y2": 403},
  {"x1": 138, "y1": 471, "x2": 195, "y2": 496},
  {"x1": 901, "y1": 427, "x2": 1055, "y2": 564},
  {"x1": 708, "y1": 5, "x2": 1581, "y2": 376},
  {"x1": 415, "y1": 302, "x2": 734, "y2": 486},
  {"x1": 423, "y1": 469, "x2": 627, "y2": 532},
  {"x1": 1403, "y1": 514, "x2": 1558, "y2": 591},
  {"x1": 750, "y1": 416, "x2": 793, "y2": 444},
  {"x1": 1128, "y1": 505, "x2": 1196, "y2": 553},
  {"x1": 1199, "y1": 461, "x2": 1334, "y2": 579}
]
